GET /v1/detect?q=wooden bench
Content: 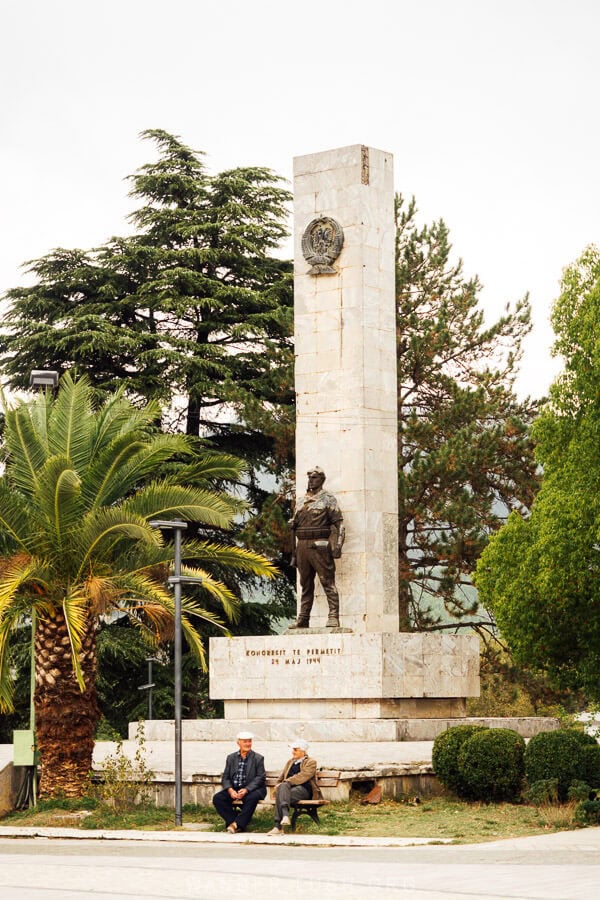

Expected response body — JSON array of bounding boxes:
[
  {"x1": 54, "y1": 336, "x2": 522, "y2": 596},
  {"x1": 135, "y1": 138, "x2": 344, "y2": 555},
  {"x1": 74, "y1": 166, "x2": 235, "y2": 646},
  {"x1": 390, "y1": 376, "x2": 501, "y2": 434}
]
[
  {"x1": 268, "y1": 769, "x2": 340, "y2": 831},
  {"x1": 233, "y1": 769, "x2": 340, "y2": 831}
]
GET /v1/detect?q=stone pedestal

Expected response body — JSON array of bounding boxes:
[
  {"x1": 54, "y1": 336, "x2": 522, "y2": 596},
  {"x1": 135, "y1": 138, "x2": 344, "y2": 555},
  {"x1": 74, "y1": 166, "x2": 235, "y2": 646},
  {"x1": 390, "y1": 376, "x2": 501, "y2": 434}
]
[{"x1": 208, "y1": 632, "x2": 480, "y2": 741}]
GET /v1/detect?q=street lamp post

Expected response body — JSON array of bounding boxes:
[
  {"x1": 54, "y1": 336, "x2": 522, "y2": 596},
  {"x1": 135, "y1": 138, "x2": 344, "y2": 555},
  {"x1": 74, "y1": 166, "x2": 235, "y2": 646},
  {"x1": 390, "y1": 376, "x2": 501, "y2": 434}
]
[
  {"x1": 137, "y1": 656, "x2": 161, "y2": 720},
  {"x1": 149, "y1": 519, "x2": 202, "y2": 827}
]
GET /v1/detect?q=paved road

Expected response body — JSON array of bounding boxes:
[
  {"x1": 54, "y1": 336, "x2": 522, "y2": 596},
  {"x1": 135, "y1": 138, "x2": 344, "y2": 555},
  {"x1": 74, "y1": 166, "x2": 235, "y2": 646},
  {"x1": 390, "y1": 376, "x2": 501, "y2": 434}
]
[{"x1": 1, "y1": 829, "x2": 599, "y2": 899}]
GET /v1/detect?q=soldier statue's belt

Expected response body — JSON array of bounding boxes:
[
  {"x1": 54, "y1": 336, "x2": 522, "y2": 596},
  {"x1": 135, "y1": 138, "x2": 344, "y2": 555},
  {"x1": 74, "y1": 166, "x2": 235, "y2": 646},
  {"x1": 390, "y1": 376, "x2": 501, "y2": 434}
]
[{"x1": 296, "y1": 528, "x2": 331, "y2": 540}]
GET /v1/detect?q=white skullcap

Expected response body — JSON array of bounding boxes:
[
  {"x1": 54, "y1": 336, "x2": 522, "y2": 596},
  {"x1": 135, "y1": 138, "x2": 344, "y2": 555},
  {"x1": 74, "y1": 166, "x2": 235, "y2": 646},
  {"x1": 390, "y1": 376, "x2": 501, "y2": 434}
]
[
  {"x1": 289, "y1": 738, "x2": 309, "y2": 751},
  {"x1": 237, "y1": 731, "x2": 254, "y2": 740}
]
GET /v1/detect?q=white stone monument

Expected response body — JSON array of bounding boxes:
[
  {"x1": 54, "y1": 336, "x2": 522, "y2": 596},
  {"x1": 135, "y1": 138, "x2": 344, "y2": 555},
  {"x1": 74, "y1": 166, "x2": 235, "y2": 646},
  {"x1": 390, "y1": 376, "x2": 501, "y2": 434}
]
[{"x1": 208, "y1": 145, "x2": 480, "y2": 740}]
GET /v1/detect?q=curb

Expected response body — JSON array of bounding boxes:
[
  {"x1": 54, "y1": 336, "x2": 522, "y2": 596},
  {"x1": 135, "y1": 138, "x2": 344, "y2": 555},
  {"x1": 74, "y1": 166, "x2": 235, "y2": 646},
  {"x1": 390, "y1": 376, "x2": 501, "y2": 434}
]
[{"x1": 0, "y1": 825, "x2": 451, "y2": 847}]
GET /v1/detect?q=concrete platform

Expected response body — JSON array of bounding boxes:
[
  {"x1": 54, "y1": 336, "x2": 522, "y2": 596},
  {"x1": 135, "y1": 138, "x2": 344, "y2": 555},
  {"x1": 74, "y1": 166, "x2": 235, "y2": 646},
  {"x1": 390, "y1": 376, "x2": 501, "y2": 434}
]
[
  {"x1": 93, "y1": 738, "x2": 440, "y2": 805},
  {"x1": 136, "y1": 715, "x2": 559, "y2": 743}
]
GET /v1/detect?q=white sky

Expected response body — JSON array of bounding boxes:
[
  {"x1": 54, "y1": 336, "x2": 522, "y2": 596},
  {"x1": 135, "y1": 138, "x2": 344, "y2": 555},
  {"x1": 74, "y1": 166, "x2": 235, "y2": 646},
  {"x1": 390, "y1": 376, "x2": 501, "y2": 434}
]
[{"x1": 1, "y1": 0, "x2": 599, "y2": 400}]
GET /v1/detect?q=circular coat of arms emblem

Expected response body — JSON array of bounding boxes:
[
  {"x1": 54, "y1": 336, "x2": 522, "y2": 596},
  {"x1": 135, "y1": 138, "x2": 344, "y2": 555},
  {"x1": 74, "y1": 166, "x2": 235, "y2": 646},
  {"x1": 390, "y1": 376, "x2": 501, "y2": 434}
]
[{"x1": 301, "y1": 217, "x2": 344, "y2": 275}]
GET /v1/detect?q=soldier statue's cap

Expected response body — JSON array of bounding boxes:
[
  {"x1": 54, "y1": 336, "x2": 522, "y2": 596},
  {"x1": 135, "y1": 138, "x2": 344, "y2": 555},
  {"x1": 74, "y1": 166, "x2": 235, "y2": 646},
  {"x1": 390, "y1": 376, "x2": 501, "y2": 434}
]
[{"x1": 307, "y1": 466, "x2": 325, "y2": 477}]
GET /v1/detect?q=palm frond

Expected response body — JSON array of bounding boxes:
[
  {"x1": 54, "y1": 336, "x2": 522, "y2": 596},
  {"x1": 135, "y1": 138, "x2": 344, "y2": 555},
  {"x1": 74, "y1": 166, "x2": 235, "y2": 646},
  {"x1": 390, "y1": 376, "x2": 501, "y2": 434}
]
[
  {"x1": 179, "y1": 565, "x2": 241, "y2": 623},
  {"x1": 0, "y1": 554, "x2": 44, "y2": 613},
  {"x1": 83, "y1": 434, "x2": 193, "y2": 508},
  {"x1": 171, "y1": 452, "x2": 247, "y2": 486},
  {"x1": 123, "y1": 482, "x2": 246, "y2": 528},
  {"x1": 47, "y1": 373, "x2": 94, "y2": 470},
  {"x1": 3, "y1": 405, "x2": 47, "y2": 496},
  {"x1": 36, "y1": 456, "x2": 82, "y2": 548},
  {"x1": 62, "y1": 587, "x2": 89, "y2": 691},
  {"x1": 74, "y1": 509, "x2": 160, "y2": 579},
  {"x1": 179, "y1": 541, "x2": 278, "y2": 577},
  {"x1": 0, "y1": 614, "x2": 19, "y2": 712},
  {"x1": 90, "y1": 391, "x2": 163, "y2": 458},
  {"x1": 0, "y1": 486, "x2": 35, "y2": 552},
  {"x1": 80, "y1": 436, "x2": 146, "y2": 507},
  {"x1": 108, "y1": 574, "x2": 208, "y2": 663}
]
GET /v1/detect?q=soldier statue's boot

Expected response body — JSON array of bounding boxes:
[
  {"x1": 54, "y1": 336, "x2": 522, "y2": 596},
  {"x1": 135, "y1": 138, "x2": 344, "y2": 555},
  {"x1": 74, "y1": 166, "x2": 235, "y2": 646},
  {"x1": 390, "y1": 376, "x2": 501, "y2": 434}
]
[
  {"x1": 326, "y1": 596, "x2": 340, "y2": 628},
  {"x1": 289, "y1": 598, "x2": 312, "y2": 629}
]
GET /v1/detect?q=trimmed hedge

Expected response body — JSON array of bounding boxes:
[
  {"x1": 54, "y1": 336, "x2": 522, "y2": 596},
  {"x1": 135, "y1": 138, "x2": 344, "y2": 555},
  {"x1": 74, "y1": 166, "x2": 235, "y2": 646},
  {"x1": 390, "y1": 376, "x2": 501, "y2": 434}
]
[
  {"x1": 457, "y1": 728, "x2": 525, "y2": 802},
  {"x1": 524, "y1": 730, "x2": 600, "y2": 801},
  {"x1": 432, "y1": 725, "x2": 488, "y2": 797}
]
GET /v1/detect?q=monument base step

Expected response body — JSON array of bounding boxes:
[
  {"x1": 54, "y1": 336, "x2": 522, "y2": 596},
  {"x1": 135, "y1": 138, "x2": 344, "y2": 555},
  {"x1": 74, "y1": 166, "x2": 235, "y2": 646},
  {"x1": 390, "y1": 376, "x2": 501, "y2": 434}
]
[
  {"x1": 135, "y1": 716, "x2": 559, "y2": 744},
  {"x1": 284, "y1": 626, "x2": 353, "y2": 634}
]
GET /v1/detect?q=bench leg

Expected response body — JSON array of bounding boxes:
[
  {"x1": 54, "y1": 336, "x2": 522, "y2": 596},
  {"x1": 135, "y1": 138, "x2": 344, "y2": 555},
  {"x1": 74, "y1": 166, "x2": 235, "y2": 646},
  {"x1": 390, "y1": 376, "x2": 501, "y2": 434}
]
[{"x1": 290, "y1": 806, "x2": 320, "y2": 832}]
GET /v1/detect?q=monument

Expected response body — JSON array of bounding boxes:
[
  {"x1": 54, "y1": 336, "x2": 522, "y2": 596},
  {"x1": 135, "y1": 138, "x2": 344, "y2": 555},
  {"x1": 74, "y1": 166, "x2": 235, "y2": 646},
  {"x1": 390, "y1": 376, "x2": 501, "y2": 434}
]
[
  {"x1": 207, "y1": 145, "x2": 480, "y2": 742},
  {"x1": 134, "y1": 148, "x2": 558, "y2": 802}
]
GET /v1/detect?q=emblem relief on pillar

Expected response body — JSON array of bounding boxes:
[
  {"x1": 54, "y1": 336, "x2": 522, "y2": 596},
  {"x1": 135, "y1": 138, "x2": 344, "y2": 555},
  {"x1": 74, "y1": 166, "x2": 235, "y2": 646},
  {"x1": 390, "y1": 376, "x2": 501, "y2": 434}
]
[{"x1": 301, "y1": 217, "x2": 344, "y2": 274}]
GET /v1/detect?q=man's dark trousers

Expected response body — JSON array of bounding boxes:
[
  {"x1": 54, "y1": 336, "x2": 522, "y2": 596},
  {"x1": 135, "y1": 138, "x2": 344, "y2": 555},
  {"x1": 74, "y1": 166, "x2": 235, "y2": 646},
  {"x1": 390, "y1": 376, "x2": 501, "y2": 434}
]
[{"x1": 212, "y1": 788, "x2": 265, "y2": 831}]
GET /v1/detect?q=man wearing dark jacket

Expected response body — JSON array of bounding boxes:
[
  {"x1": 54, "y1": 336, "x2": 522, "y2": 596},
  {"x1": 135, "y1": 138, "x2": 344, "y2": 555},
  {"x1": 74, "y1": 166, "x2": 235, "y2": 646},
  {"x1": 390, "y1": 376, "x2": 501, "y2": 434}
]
[{"x1": 212, "y1": 731, "x2": 267, "y2": 833}]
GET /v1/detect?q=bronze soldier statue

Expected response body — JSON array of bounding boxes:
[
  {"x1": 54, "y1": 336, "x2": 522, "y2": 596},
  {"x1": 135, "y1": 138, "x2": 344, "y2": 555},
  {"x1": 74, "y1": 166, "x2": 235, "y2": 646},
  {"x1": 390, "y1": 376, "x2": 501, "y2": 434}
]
[{"x1": 289, "y1": 467, "x2": 345, "y2": 629}]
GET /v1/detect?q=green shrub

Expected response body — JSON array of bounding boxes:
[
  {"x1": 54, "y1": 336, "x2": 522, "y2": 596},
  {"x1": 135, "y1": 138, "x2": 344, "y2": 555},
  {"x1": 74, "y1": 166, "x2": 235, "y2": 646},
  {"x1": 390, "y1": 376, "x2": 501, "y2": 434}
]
[
  {"x1": 457, "y1": 728, "x2": 525, "y2": 802},
  {"x1": 524, "y1": 730, "x2": 600, "y2": 801},
  {"x1": 91, "y1": 722, "x2": 154, "y2": 812},
  {"x1": 567, "y1": 781, "x2": 596, "y2": 802},
  {"x1": 524, "y1": 778, "x2": 559, "y2": 806},
  {"x1": 574, "y1": 799, "x2": 600, "y2": 825},
  {"x1": 432, "y1": 725, "x2": 488, "y2": 796}
]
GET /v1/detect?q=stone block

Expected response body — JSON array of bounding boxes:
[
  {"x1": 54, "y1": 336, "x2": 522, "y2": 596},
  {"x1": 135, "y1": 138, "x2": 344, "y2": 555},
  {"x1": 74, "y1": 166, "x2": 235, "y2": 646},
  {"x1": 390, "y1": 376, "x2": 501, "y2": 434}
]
[{"x1": 210, "y1": 633, "x2": 480, "y2": 702}]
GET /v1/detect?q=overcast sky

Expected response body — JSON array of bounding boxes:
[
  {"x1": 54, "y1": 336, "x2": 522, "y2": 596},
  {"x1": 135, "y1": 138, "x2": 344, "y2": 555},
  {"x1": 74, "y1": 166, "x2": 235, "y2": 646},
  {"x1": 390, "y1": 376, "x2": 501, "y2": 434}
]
[{"x1": 2, "y1": 0, "x2": 599, "y2": 400}]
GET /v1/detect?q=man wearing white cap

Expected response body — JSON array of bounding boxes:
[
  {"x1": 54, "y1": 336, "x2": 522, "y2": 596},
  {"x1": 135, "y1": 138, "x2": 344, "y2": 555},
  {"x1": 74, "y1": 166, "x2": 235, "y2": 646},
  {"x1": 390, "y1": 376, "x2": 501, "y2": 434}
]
[
  {"x1": 212, "y1": 731, "x2": 266, "y2": 833},
  {"x1": 267, "y1": 738, "x2": 323, "y2": 835}
]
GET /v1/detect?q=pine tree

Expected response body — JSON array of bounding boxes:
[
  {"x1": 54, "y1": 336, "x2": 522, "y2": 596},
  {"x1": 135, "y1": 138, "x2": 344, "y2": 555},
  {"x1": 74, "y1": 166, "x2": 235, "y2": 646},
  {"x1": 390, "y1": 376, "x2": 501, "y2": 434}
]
[
  {"x1": 396, "y1": 196, "x2": 538, "y2": 629},
  {"x1": 0, "y1": 130, "x2": 296, "y2": 616}
]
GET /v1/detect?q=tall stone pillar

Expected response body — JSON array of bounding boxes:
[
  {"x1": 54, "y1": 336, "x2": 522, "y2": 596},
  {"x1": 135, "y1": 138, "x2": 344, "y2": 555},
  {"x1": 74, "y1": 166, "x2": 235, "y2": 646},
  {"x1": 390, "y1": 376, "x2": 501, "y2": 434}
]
[
  {"x1": 206, "y1": 145, "x2": 480, "y2": 741},
  {"x1": 293, "y1": 145, "x2": 399, "y2": 633}
]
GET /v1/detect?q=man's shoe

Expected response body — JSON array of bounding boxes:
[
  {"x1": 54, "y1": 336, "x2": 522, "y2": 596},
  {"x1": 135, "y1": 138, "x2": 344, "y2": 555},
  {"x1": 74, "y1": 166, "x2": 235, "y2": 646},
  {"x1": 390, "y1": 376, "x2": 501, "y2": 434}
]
[
  {"x1": 326, "y1": 617, "x2": 340, "y2": 628},
  {"x1": 267, "y1": 827, "x2": 284, "y2": 835},
  {"x1": 280, "y1": 814, "x2": 291, "y2": 826},
  {"x1": 226, "y1": 822, "x2": 238, "y2": 833},
  {"x1": 288, "y1": 620, "x2": 309, "y2": 629}
]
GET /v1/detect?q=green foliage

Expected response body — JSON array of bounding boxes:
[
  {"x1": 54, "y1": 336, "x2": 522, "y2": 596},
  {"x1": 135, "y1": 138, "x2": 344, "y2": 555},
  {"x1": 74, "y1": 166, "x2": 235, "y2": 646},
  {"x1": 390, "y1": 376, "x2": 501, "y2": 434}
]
[
  {"x1": 0, "y1": 374, "x2": 276, "y2": 712},
  {"x1": 475, "y1": 246, "x2": 600, "y2": 696},
  {"x1": 95, "y1": 717, "x2": 122, "y2": 741},
  {"x1": 0, "y1": 129, "x2": 295, "y2": 616},
  {"x1": 92, "y1": 722, "x2": 154, "y2": 811},
  {"x1": 0, "y1": 623, "x2": 31, "y2": 741},
  {"x1": 432, "y1": 724, "x2": 488, "y2": 796},
  {"x1": 467, "y1": 640, "x2": 584, "y2": 719},
  {"x1": 524, "y1": 729, "x2": 600, "y2": 801},
  {"x1": 567, "y1": 780, "x2": 595, "y2": 802},
  {"x1": 457, "y1": 728, "x2": 525, "y2": 802},
  {"x1": 574, "y1": 799, "x2": 600, "y2": 824},
  {"x1": 395, "y1": 196, "x2": 538, "y2": 627},
  {"x1": 524, "y1": 778, "x2": 560, "y2": 806}
]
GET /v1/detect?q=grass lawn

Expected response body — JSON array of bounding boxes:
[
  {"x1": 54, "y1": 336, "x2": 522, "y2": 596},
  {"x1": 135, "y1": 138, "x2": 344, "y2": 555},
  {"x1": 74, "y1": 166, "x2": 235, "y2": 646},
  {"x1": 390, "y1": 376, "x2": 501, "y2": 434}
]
[{"x1": 2, "y1": 796, "x2": 582, "y2": 843}]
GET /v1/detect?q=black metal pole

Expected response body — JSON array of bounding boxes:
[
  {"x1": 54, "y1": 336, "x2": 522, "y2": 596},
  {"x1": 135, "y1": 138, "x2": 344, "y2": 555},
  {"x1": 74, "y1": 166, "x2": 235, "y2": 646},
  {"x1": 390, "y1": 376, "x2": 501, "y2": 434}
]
[{"x1": 173, "y1": 525, "x2": 183, "y2": 827}]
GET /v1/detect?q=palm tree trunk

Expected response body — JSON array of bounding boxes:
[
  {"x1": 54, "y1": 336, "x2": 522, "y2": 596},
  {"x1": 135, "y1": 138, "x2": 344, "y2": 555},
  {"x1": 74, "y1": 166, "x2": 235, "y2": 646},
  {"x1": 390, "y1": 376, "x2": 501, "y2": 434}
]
[{"x1": 34, "y1": 609, "x2": 100, "y2": 797}]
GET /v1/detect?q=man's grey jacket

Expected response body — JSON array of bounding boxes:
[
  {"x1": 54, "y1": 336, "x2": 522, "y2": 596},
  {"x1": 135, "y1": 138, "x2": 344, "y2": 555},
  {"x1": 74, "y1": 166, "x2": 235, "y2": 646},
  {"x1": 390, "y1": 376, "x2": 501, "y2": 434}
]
[{"x1": 221, "y1": 750, "x2": 267, "y2": 797}]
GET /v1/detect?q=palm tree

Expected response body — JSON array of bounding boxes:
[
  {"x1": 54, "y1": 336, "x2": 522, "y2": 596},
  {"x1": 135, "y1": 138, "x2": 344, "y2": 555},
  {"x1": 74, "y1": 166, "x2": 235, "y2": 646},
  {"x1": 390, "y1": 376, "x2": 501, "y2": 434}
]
[{"x1": 0, "y1": 374, "x2": 275, "y2": 797}]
